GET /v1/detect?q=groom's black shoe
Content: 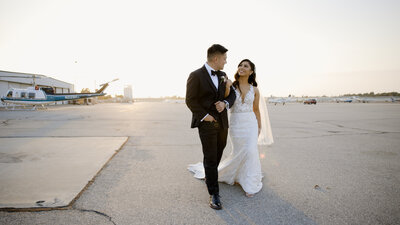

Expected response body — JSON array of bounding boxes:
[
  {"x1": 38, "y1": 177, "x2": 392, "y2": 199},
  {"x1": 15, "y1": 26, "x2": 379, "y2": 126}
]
[{"x1": 209, "y1": 194, "x2": 222, "y2": 210}]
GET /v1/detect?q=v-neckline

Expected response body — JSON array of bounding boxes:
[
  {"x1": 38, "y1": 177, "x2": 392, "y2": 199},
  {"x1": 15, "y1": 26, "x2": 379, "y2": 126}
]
[{"x1": 238, "y1": 85, "x2": 252, "y2": 103}]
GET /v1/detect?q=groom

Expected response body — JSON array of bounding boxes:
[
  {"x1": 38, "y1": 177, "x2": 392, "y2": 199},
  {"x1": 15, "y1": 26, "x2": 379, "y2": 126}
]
[{"x1": 186, "y1": 44, "x2": 236, "y2": 210}]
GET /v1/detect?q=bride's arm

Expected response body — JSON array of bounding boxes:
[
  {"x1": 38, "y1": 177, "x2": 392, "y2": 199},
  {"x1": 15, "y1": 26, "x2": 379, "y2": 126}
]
[
  {"x1": 253, "y1": 87, "x2": 262, "y2": 135},
  {"x1": 224, "y1": 78, "x2": 233, "y2": 98}
]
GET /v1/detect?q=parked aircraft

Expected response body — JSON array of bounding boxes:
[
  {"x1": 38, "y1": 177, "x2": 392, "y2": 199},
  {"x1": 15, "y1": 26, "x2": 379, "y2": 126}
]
[
  {"x1": 268, "y1": 98, "x2": 287, "y2": 105},
  {"x1": 335, "y1": 96, "x2": 398, "y2": 103},
  {"x1": 1, "y1": 76, "x2": 118, "y2": 110},
  {"x1": 391, "y1": 97, "x2": 400, "y2": 102},
  {"x1": 335, "y1": 96, "x2": 357, "y2": 103},
  {"x1": 268, "y1": 97, "x2": 302, "y2": 105}
]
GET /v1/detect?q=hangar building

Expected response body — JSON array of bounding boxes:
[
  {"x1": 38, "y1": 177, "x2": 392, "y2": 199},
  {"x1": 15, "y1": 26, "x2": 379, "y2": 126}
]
[{"x1": 0, "y1": 70, "x2": 74, "y2": 105}]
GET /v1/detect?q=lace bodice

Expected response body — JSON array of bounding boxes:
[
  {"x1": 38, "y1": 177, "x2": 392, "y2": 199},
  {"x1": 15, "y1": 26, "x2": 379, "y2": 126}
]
[{"x1": 231, "y1": 85, "x2": 254, "y2": 113}]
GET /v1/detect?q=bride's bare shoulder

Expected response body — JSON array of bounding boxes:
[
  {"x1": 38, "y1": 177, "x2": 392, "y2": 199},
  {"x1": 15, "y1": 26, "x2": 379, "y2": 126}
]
[{"x1": 253, "y1": 86, "x2": 260, "y2": 95}]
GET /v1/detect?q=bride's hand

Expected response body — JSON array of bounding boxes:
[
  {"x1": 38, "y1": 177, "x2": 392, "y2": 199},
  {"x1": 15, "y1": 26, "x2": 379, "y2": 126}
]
[
  {"x1": 215, "y1": 101, "x2": 226, "y2": 113},
  {"x1": 226, "y1": 79, "x2": 232, "y2": 87}
]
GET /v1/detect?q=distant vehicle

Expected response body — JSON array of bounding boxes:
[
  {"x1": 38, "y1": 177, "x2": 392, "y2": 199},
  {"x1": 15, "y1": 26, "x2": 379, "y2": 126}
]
[{"x1": 304, "y1": 99, "x2": 317, "y2": 104}]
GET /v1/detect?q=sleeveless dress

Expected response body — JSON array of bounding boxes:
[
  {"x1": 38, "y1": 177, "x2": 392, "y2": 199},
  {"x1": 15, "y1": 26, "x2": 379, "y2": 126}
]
[{"x1": 188, "y1": 85, "x2": 263, "y2": 195}]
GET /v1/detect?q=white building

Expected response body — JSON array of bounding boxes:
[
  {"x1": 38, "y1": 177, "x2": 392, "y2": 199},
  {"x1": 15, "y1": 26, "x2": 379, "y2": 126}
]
[
  {"x1": 0, "y1": 70, "x2": 74, "y2": 105},
  {"x1": 124, "y1": 85, "x2": 133, "y2": 101}
]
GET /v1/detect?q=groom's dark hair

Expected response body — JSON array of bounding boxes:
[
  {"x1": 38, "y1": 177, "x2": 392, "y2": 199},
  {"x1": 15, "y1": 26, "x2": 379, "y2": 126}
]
[{"x1": 207, "y1": 44, "x2": 228, "y2": 60}]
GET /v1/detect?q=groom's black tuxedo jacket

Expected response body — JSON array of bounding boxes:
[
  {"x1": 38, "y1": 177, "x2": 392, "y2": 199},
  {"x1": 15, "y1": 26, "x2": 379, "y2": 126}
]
[{"x1": 186, "y1": 65, "x2": 236, "y2": 129}]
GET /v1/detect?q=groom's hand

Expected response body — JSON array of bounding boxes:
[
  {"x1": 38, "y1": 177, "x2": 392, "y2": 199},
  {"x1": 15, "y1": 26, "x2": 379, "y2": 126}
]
[
  {"x1": 215, "y1": 101, "x2": 226, "y2": 113},
  {"x1": 204, "y1": 115, "x2": 217, "y2": 122}
]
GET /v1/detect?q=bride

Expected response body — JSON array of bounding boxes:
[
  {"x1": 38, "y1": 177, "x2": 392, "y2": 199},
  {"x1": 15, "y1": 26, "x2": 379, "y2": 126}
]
[{"x1": 188, "y1": 59, "x2": 273, "y2": 197}]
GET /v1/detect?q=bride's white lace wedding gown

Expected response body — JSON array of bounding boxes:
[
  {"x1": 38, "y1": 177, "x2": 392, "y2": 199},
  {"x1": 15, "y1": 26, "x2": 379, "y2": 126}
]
[{"x1": 188, "y1": 85, "x2": 263, "y2": 195}]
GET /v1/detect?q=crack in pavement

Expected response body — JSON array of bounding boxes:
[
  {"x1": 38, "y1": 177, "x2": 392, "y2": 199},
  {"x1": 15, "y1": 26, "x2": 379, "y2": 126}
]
[
  {"x1": 74, "y1": 208, "x2": 116, "y2": 225},
  {"x1": 315, "y1": 120, "x2": 395, "y2": 134},
  {"x1": 0, "y1": 207, "x2": 117, "y2": 225},
  {"x1": 1, "y1": 120, "x2": 10, "y2": 126},
  {"x1": 275, "y1": 120, "x2": 400, "y2": 140},
  {"x1": 279, "y1": 131, "x2": 397, "y2": 139}
]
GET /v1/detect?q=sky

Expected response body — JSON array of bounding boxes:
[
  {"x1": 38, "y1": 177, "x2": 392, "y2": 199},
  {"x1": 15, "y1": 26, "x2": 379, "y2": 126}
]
[{"x1": 0, "y1": 0, "x2": 399, "y2": 98}]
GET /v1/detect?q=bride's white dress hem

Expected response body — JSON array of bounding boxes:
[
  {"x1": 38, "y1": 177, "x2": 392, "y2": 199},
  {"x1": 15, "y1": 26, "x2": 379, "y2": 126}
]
[{"x1": 188, "y1": 86, "x2": 266, "y2": 195}]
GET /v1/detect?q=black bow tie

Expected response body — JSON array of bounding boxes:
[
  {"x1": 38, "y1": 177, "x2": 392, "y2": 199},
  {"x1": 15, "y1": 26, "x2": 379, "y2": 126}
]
[{"x1": 211, "y1": 70, "x2": 222, "y2": 76}]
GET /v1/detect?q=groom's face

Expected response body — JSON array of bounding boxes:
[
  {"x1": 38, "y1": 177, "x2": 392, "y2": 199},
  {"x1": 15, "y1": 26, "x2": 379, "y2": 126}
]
[{"x1": 215, "y1": 53, "x2": 227, "y2": 70}]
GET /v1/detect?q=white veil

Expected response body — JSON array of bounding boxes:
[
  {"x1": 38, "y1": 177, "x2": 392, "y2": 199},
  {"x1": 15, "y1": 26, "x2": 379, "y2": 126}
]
[{"x1": 257, "y1": 91, "x2": 274, "y2": 146}]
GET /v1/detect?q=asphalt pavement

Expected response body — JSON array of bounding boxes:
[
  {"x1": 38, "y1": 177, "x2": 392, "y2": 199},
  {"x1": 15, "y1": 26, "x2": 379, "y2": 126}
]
[{"x1": 0, "y1": 102, "x2": 399, "y2": 225}]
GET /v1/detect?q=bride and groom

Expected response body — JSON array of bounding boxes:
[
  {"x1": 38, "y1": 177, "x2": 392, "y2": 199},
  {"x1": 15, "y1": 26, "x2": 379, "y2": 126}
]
[{"x1": 186, "y1": 44, "x2": 273, "y2": 210}]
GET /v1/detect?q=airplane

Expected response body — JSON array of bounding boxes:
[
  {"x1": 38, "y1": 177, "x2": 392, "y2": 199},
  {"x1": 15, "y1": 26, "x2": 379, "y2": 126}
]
[
  {"x1": 335, "y1": 96, "x2": 397, "y2": 103},
  {"x1": 269, "y1": 98, "x2": 289, "y2": 105},
  {"x1": 355, "y1": 96, "x2": 397, "y2": 103},
  {"x1": 268, "y1": 97, "x2": 302, "y2": 105},
  {"x1": 1, "y1": 76, "x2": 118, "y2": 110},
  {"x1": 391, "y1": 97, "x2": 400, "y2": 103},
  {"x1": 335, "y1": 96, "x2": 356, "y2": 103}
]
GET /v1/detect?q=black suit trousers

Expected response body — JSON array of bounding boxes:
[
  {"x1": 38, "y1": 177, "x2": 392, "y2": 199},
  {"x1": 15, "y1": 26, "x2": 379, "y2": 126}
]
[{"x1": 198, "y1": 120, "x2": 228, "y2": 195}]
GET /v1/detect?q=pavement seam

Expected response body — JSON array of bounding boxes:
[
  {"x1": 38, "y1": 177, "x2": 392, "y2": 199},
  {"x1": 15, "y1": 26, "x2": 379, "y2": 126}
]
[
  {"x1": 0, "y1": 206, "x2": 70, "y2": 212},
  {"x1": 0, "y1": 136, "x2": 129, "y2": 138},
  {"x1": 67, "y1": 136, "x2": 129, "y2": 207},
  {"x1": 0, "y1": 136, "x2": 129, "y2": 212}
]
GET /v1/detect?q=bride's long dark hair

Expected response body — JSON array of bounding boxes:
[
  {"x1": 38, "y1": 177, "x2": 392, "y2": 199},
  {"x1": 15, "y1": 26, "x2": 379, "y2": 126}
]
[{"x1": 233, "y1": 59, "x2": 257, "y2": 94}]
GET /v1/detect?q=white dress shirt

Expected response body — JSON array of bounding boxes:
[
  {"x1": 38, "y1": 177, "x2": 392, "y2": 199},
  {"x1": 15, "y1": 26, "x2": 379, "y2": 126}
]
[{"x1": 204, "y1": 62, "x2": 219, "y2": 89}]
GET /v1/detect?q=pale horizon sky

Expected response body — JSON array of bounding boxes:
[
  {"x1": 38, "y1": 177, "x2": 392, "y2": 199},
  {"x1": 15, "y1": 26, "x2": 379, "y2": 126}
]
[{"x1": 0, "y1": 0, "x2": 399, "y2": 97}]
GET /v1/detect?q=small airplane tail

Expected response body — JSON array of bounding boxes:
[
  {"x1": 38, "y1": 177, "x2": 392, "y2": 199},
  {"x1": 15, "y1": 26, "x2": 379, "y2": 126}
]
[
  {"x1": 96, "y1": 78, "x2": 119, "y2": 94},
  {"x1": 96, "y1": 83, "x2": 109, "y2": 94}
]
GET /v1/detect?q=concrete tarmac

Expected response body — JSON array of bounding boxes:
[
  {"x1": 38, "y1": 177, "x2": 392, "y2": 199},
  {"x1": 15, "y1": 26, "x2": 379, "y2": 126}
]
[
  {"x1": 0, "y1": 102, "x2": 399, "y2": 225},
  {"x1": 0, "y1": 137, "x2": 127, "y2": 208}
]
